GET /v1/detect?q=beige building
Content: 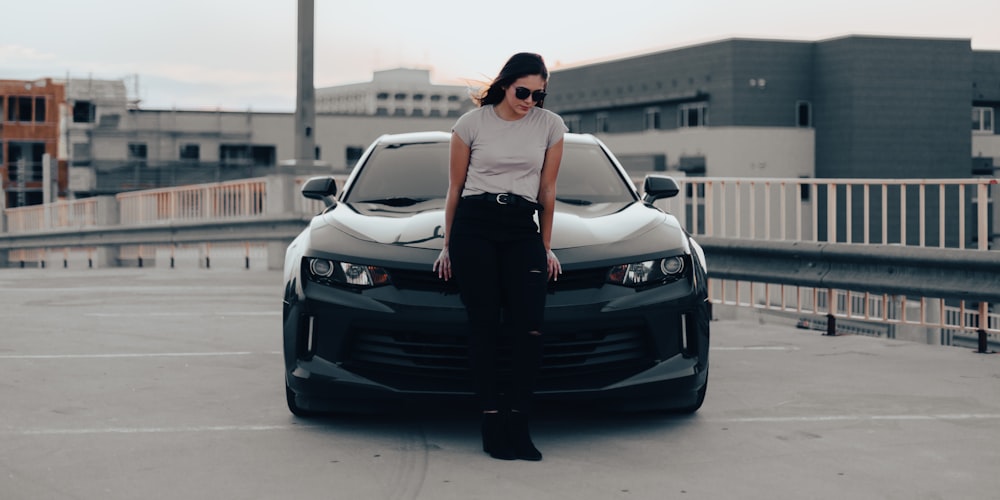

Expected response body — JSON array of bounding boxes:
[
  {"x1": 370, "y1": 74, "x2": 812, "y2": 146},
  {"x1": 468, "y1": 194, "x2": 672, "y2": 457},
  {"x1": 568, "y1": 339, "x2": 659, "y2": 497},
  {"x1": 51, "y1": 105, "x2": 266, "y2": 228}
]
[
  {"x1": 315, "y1": 68, "x2": 474, "y2": 118},
  {"x1": 61, "y1": 72, "x2": 464, "y2": 197}
]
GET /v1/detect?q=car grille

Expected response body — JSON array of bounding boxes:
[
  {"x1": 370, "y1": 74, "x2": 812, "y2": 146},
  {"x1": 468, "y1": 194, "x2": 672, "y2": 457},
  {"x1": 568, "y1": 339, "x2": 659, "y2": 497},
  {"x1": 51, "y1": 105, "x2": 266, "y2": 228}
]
[
  {"x1": 387, "y1": 267, "x2": 609, "y2": 294},
  {"x1": 388, "y1": 268, "x2": 461, "y2": 294},
  {"x1": 341, "y1": 322, "x2": 656, "y2": 393}
]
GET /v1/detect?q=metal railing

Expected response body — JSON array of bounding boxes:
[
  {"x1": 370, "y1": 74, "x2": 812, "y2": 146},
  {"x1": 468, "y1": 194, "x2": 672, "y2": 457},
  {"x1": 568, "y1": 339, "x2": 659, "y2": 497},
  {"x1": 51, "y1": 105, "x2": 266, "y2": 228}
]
[
  {"x1": 656, "y1": 177, "x2": 997, "y2": 249},
  {"x1": 2, "y1": 174, "x2": 997, "y2": 347},
  {"x1": 117, "y1": 178, "x2": 268, "y2": 225},
  {"x1": 3, "y1": 198, "x2": 100, "y2": 233}
]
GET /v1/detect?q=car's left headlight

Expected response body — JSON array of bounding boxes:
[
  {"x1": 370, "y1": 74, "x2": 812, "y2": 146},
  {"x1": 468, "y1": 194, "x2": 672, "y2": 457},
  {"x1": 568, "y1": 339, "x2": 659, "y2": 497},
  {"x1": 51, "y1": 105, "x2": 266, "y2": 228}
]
[
  {"x1": 607, "y1": 255, "x2": 687, "y2": 288},
  {"x1": 306, "y1": 258, "x2": 391, "y2": 289}
]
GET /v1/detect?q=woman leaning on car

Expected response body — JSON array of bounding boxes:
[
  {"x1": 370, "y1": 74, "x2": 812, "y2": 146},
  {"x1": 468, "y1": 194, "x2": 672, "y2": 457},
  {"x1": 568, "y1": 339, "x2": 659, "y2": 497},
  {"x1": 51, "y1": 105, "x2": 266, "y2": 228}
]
[{"x1": 433, "y1": 52, "x2": 566, "y2": 461}]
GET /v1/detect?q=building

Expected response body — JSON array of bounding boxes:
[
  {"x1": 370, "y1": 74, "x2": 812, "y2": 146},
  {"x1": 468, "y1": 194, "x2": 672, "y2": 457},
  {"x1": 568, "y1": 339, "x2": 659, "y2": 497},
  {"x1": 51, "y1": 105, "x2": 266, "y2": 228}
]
[
  {"x1": 8, "y1": 35, "x2": 1000, "y2": 207},
  {"x1": 60, "y1": 74, "x2": 461, "y2": 198},
  {"x1": 547, "y1": 35, "x2": 1000, "y2": 180},
  {"x1": 315, "y1": 68, "x2": 474, "y2": 118},
  {"x1": 0, "y1": 78, "x2": 66, "y2": 208}
]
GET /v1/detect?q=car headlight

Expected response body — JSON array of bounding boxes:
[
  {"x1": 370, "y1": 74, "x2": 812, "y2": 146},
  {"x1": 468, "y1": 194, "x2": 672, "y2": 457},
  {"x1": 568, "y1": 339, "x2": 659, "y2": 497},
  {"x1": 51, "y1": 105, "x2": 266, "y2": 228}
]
[
  {"x1": 306, "y1": 258, "x2": 391, "y2": 289},
  {"x1": 607, "y1": 255, "x2": 687, "y2": 288}
]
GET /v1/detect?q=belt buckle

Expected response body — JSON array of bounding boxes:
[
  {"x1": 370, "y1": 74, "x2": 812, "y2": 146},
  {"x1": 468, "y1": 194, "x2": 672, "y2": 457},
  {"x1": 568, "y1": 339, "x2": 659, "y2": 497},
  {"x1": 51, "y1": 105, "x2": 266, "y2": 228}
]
[{"x1": 496, "y1": 193, "x2": 510, "y2": 205}]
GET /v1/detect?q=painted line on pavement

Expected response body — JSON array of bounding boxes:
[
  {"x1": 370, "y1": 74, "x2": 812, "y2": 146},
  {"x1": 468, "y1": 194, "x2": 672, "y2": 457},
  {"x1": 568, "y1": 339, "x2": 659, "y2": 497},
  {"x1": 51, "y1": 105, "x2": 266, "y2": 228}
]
[
  {"x1": 715, "y1": 413, "x2": 1000, "y2": 423},
  {"x1": 0, "y1": 351, "x2": 281, "y2": 360},
  {"x1": 9, "y1": 414, "x2": 1000, "y2": 437},
  {"x1": 9, "y1": 424, "x2": 314, "y2": 436},
  {"x1": 85, "y1": 311, "x2": 280, "y2": 317},
  {"x1": 711, "y1": 346, "x2": 800, "y2": 351}
]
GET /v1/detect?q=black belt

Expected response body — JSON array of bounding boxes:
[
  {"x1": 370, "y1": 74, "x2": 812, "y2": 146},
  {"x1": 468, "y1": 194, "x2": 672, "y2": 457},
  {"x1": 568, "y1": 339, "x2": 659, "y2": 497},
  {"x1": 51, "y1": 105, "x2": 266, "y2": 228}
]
[{"x1": 462, "y1": 193, "x2": 542, "y2": 210}]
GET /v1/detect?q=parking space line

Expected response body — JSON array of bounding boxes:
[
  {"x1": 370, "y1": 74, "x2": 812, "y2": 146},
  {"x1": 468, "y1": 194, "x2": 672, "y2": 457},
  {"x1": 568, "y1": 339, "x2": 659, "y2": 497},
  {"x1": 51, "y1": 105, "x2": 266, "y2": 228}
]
[
  {"x1": 0, "y1": 351, "x2": 281, "y2": 360},
  {"x1": 711, "y1": 346, "x2": 800, "y2": 351},
  {"x1": 714, "y1": 413, "x2": 1000, "y2": 423},
  {"x1": 9, "y1": 424, "x2": 313, "y2": 436},
  {"x1": 9, "y1": 413, "x2": 1000, "y2": 437},
  {"x1": 85, "y1": 311, "x2": 280, "y2": 317}
]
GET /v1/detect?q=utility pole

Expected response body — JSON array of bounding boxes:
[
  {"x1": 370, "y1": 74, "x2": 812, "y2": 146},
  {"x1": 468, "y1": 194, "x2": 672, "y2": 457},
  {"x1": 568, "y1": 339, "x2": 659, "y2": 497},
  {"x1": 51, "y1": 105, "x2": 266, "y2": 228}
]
[{"x1": 293, "y1": 0, "x2": 316, "y2": 167}]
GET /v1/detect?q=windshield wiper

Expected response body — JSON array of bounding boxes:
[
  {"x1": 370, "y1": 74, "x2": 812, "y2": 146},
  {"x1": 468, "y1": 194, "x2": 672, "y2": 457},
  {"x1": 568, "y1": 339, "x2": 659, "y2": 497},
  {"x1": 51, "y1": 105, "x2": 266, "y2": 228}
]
[
  {"x1": 556, "y1": 197, "x2": 594, "y2": 206},
  {"x1": 357, "y1": 197, "x2": 427, "y2": 207}
]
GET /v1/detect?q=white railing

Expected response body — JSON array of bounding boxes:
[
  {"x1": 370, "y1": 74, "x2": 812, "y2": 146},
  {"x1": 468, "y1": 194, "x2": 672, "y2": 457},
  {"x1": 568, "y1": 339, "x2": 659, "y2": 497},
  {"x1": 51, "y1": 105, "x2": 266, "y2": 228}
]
[
  {"x1": 3, "y1": 198, "x2": 100, "y2": 233},
  {"x1": 638, "y1": 175, "x2": 1000, "y2": 340},
  {"x1": 655, "y1": 177, "x2": 997, "y2": 249},
  {"x1": 116, "y1": 178, "x2": 268, "y2": 225},
  {"x1": 4, "y1": 175, "x2": 998, "y2": 343}
]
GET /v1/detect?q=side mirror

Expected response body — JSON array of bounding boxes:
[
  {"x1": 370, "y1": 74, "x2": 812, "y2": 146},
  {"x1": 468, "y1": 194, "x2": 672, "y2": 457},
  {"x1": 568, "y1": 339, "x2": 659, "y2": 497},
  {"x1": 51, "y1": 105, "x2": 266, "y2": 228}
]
[
  {"x1": 642, "y1": 175, "x2": 681, "y2": 203},
  {"x1": 301, "y1": 176, "x2": 338, "y2": 207}
]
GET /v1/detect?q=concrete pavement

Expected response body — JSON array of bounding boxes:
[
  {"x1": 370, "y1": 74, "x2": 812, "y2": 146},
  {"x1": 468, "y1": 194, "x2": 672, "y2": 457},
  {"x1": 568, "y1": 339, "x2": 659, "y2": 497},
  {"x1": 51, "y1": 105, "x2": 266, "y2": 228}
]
[{"x1": 1, "y1": 268, "x2": 997, "y2": 500}]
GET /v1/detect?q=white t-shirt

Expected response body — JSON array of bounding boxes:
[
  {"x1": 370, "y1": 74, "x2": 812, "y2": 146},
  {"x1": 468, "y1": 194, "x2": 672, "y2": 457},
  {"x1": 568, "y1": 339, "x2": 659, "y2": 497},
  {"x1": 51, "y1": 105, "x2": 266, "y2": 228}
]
[{"x1": 452, "y1": 105, "x2": 567, "y2": 203}]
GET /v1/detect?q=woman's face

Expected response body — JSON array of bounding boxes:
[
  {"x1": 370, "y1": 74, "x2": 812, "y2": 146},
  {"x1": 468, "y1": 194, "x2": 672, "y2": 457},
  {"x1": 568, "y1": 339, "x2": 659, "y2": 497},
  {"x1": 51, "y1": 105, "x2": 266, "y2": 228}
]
[{"x1": 502, "y1": 74, "x2": 547, "y2": 118}]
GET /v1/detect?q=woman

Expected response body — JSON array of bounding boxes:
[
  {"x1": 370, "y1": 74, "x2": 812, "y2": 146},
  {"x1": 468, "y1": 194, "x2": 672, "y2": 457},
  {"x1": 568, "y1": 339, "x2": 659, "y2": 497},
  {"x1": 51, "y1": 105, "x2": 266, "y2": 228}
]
[{"x1": 433, "y1": 52, "x2": 566, "y2": 461}]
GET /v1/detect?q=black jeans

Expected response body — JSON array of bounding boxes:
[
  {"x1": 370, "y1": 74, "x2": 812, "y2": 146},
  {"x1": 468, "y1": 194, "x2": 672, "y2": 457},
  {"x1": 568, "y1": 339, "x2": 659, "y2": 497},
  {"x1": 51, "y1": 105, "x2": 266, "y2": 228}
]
[{"x1": 449, "y1": 197, "x2": 547, "y2": 413}]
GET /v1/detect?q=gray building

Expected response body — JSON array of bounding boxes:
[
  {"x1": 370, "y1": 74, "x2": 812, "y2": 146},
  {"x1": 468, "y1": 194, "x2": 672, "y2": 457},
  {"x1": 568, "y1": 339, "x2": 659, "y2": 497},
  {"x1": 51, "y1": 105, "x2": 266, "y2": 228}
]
[{"x1": 547, "y1": 35, "x2": 1000, "y2": 180}]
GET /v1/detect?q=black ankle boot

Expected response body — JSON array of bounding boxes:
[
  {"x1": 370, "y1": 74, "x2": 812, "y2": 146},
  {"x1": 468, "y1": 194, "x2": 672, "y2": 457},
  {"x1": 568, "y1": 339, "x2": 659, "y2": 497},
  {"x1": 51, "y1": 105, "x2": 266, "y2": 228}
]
[
  {"x1": 508, "y1": 411, "x2": 542, "y2": 461},
  {"x1": 481, "y1": 412, "x2": 516, "y2": 460}
]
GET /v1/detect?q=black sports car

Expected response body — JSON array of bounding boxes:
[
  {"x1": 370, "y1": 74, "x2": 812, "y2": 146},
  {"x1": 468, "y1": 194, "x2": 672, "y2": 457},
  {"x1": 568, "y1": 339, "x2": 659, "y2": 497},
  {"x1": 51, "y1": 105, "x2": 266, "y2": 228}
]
[{"x1": 282, "y1": 131, "x2": 710, "y2": 415}]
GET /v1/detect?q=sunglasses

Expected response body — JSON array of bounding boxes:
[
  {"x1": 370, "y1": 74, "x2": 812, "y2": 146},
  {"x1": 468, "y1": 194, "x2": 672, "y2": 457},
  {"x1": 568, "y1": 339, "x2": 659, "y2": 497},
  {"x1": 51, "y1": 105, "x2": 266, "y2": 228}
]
[{"x1": 514, "y1": 86, "x2": 547, "y2": 102}]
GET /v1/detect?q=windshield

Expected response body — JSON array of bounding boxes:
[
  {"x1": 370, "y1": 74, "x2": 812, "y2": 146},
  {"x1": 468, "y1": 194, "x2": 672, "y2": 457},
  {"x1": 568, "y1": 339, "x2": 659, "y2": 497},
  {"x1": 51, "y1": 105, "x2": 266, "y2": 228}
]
[{"x1": 344, "y1": 140, "x2": 637, "y2": 207}]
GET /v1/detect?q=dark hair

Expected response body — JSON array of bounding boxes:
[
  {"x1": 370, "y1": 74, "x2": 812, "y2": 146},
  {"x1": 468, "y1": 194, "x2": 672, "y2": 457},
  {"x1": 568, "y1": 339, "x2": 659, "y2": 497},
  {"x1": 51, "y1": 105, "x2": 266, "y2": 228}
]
[{"x1": 476, "y1": 52, "x2": 549, "y2": 108}]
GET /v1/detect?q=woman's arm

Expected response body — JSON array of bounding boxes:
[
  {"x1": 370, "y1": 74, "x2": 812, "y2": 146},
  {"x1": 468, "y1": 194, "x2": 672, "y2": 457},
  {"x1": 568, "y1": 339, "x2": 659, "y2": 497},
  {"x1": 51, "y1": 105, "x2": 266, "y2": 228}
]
[
  {"x1": 434, "y1": 132, "x2": 471, "y2": 280},
  {"x1": 537, "y1": 138, "x2": 564, "y2": 280}
]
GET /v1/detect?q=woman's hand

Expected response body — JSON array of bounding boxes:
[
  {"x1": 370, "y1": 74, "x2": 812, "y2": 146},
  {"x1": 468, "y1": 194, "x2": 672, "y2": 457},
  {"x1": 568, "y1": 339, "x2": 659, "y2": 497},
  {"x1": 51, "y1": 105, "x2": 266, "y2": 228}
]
[
  {"x1": 547, "y1": 249, "x2": 562, "y2": 281},
  {"x1": 433, "y1": 247, "x2": 452, "y2": 281}
]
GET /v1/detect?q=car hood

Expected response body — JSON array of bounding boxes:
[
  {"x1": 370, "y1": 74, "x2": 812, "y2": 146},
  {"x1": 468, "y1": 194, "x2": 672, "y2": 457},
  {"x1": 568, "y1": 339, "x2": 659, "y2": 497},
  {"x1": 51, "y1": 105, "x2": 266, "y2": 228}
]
[{"x1": 319, "y1": 201, "x2": 677, "y2": 251}]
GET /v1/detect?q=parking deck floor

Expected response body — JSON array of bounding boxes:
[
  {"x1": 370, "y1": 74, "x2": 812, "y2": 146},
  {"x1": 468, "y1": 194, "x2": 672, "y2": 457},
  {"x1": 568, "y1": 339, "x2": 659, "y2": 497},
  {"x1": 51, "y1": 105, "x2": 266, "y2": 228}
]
[{"x1": 1, "y1": 268, "x2": 997, "y2": 499}]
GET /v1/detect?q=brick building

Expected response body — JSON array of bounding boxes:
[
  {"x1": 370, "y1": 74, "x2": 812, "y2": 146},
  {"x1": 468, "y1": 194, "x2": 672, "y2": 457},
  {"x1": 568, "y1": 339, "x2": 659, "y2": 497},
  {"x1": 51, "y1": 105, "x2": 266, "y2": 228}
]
[{"x1": 0, "y1": 78, "x2": 66, "y2": 208}]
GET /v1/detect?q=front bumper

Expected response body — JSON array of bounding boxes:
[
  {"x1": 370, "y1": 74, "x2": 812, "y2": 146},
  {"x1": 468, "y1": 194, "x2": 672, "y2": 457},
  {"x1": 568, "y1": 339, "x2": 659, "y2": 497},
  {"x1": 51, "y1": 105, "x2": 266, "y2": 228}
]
[{"x1": 284, "y1": 275, "x2": 709, "y2": 412}]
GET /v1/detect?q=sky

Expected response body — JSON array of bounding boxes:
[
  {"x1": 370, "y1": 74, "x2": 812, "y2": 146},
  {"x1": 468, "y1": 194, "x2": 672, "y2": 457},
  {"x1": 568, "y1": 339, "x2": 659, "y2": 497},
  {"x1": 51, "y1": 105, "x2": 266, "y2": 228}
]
[{"x1": 3, "y1": 0, "x2": 999, "y2": 112}]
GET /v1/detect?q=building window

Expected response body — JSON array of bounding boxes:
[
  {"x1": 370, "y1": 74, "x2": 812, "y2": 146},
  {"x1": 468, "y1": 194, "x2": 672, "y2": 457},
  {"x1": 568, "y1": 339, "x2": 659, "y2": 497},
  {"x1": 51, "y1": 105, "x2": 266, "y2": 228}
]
[
  {"x1": 430, "y1": 95, "x2": 442, "y2": 102},
  {"x1": 220, "y1": 144, "x2": 275, "y2": 167},
  {"x1": 128, "y1": 143, "x2": 148, "y2": 167},
  {"x1": 6, "y1": 96, "x2": 34, "y2": 122},
  {"x1": 34, "y1": 97, "x2": 46, "y2": 122},
  {"x1": 346, "y1": 146, "x2": 364, "y2": 167},
  {"x1": 73, "y1": 100, "x2": 96, "y2": 123},
  {"x1": 678, "y1": 102, "x2": 708, "y2": 128},
  {"x1": 179, "y1": 144, "x2": 200, "y2": 161},
  {"x1": 796, "y1": 101, "x2": 812, "y2": 128},
  {"x1": 973, "y1": 107, "x2": 994, "y2": 133},
  {"x1": 394, "y1": 93, "x2": 407, "y2": 100},
  {"x1": 72, "y1": 143, "x2": 91, "y2": 166},
  {"x1": 644, "y1": 107, "x2": 661, "y2": 130},
  {"x1": 377, "y1": 92, "x2": 389, "y2": 100},
  {"x1": 596, "y1": 113, "x2": 609, "y2": 133}
]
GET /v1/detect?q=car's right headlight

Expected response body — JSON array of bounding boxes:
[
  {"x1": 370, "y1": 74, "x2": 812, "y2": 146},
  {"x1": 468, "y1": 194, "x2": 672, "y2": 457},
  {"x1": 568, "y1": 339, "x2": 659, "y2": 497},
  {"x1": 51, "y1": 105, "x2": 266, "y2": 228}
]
[
  {"x1": 607, "y1": 255, "x2": 687, "y2": 288},
  {"x1": 306, "y1": 258, "x2": 391, "y2": 289}
]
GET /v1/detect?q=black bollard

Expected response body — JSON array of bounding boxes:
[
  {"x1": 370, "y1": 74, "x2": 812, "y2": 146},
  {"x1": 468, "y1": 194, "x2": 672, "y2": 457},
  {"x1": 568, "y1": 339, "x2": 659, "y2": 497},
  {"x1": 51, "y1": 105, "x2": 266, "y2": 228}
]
[
  {"x1": 825, "y1": 313, "x2": 837, "y2": 336},
  {"x1": 977, "y1": 329, "x2": 990, "y2": 354}
]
